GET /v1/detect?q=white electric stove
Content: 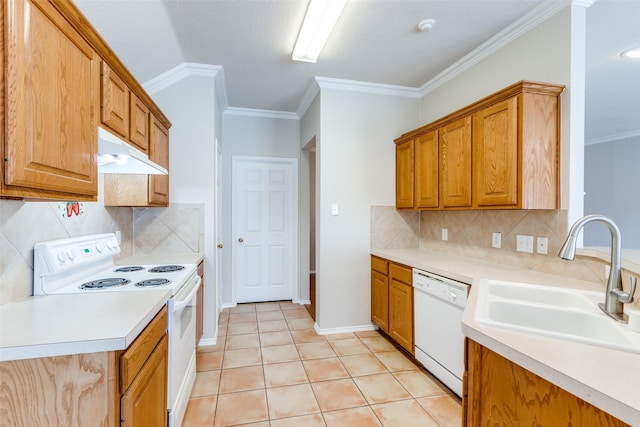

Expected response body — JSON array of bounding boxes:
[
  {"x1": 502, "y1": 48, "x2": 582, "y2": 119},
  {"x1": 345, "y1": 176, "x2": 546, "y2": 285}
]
[{"x1": 33, "y1": 233, "x2": 200, "y2": 427}]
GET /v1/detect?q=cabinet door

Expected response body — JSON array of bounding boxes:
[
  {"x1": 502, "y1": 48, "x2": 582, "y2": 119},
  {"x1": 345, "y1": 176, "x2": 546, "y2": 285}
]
[
  {"x1": 121, "y1": 334, "x2": 168, "y2": 427},
  {"x1": 4, "y1": 0, "x2": 99, "y2": 198},
  {"x1": 101, "y1": 62, "x2": 129, "y2": 139},
  {"x1": 395, "y1": 139, "x2": 415, "y2": 209},
  {"x1": 464, "y1": 340, "x2": 627, "y2": 427},
  {"x1": 440, "y1": 116, "x2": 472, "y2": 208},
  {"x1": 389, "y1": 279, "x2": 413, "y2": 353},
  {"x1": 148, "y1": 116, "x2": 170, "y2": 206},
  {"x1": 415, "y1": 130, "x2": 439, "y2": 208},
  {"x1": 473, "y1": 97, "x2": 518, "y2": 207},
  {"x1": 129, "y1": 92, "x2": 150, "y2": 154},
  {"x1": 371, "y1": 269, "x2": 389, "y2": 333}
]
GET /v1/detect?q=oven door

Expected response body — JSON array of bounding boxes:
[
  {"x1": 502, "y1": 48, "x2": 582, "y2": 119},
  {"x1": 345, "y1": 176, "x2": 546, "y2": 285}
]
[{"x1": 167, "y1": 272, "x2": 201, "y2": 427}]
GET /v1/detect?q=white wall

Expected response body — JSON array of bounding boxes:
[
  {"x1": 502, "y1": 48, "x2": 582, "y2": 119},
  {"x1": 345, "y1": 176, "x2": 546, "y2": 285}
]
[
  {"x1": 315, "y1": 89, "x2": 419, "y2": 330},
  {"x1": 584, "y1": 136, "x2": 640, "y2": 249},
  {"x1": 220, "y1": 113, "x2": 300, "y2": 306},
  {"x1": 151, "y1": 75, "x2": 220, "y2": 342}
]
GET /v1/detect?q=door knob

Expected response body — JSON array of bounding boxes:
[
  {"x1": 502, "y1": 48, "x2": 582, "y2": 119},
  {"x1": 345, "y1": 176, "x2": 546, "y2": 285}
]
[
  {"x1": 238, "y1": 238, "x2": 244, "y2": 243},
  {"x1": 217, "y1": 243, "x2": 223, "y2": 249}
]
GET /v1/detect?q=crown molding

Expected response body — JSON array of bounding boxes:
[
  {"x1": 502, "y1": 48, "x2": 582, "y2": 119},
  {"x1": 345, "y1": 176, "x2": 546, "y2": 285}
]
[
  {"x1": 315, "y1": 76, "x2": 420, "y2": 98},
  {"x1": 143, "y1": 62, "x2": 229, "y2": 109},
  {"x1": 296, "y1": 79, "x2": 321, "y2": 118},
  {"x1": 224, "y1": 107, "x2": 299, "y2": 120},
  {"x1": 296, "y1": 76, "x2": 420, "y2": 118},
  {"x1": 572, "y1": 0, "x2": 598, "y2": 8},
  {"x1": 585, "y1": 129, "x2": 640, "y2": 146},
  {"x1": 420, "y1": 0, "x2": 570, "y2": 97}
]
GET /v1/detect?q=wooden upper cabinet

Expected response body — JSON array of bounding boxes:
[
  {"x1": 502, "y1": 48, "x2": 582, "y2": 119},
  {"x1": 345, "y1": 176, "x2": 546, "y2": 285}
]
[
  {"x1": 415, "y1": 130, "x2": 439, "y2": 208},
  {"x1": 394, "y1": 81, "x2": 563, "y2": 211},
  {"x1": 440, "y1": 116, "x2": 472, "y2": 208},
  {"x1": 129, "y1": 92, "x2": 150, "y2": 154},
  {"x1": 2, "y1": 0, "x2": 99, "y2": 200},
  {"x1": 148, "y1": 116, "x2": 170, "y2": 206},
  {"x1": 473, "y1": 97, "x2": 518, "y2": 207},
  {"x1": 101, "y1": 62, "x2": 130, "y2": 139},
  {"x1": 395, "y1": 139, "x2": 415, "y2": 209}
]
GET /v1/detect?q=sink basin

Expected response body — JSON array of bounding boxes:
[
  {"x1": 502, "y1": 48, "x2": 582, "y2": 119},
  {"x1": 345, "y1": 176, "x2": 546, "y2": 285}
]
[
  {"x1": 487, "y1": 281, "x2": 598, "y2": 310},
  {"x1": 475, "y1": 280, "x2": 640, "y2": 353}
]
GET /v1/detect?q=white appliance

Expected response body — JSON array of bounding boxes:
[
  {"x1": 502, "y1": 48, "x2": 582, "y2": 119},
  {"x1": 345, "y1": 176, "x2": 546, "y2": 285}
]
[
  {"x1": 413, "y1": 268, "x2": 469, "y2": 397},
  {"x1": 33, "y1": 233, "x2": 200, "y2": 427}
]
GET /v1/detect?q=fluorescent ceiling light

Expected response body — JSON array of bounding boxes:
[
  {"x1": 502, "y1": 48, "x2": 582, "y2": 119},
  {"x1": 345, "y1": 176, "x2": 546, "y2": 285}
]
[
  {"x1": 620, "y1": 46, "x2": 640, "y2": 59},
  {"x1": 292, "y1": 0, "x2": 346, "y2": 63}
]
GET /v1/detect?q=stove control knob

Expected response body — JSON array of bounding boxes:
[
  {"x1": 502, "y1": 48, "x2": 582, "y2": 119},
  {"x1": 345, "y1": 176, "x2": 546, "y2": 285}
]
[
  {"x1": 106, "y1": 241, "x2": 116, "y2": 250},
  {"x1": 57, "y1": 251, "x2": 67, "y2": 263},
  {"x1": 67, "y1": 249, "x2": 78, "y2": 260},
  {"x1": 95, "y1": 243, "x2": 105, "y2": 253}
]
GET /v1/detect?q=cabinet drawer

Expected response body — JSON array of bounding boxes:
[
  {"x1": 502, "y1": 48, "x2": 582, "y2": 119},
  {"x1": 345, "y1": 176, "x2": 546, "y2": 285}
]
[
  {"x1": 371, "y1": 256, "x2": 389, "y2": 274},
  {"x1": 389, "y1": 262, "x2": 412, "y2": 284},
  {"x1": 120, "y1": 306, "x2": 167, "y2": 393}
]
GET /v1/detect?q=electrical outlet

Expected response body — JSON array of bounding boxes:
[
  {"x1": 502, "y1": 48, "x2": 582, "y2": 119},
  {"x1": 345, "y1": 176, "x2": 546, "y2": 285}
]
[
  {"x1": 441, "y1": 228, "x2": 448, "y2": 241},
  {"x1": 492, "y1": 232, "x2": 502, "y2": 249},
  {"x1": 537, "y1": 237, "x2": 548, "y2": 255},
  {"x1": 516, "y1": 235, "x2": 534, "y2": 253}
]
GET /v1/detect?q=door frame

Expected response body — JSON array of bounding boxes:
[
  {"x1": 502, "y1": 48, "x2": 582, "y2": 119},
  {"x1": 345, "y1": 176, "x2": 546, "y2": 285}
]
[{"x1": 231, "y1": 155, "x2": 299, "y2": 304}]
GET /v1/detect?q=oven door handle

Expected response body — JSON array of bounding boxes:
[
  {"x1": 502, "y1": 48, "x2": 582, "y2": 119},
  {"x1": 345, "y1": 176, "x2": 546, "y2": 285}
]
[{"x1": 173, "y1": 275, "x2": 201, "y2": 313}]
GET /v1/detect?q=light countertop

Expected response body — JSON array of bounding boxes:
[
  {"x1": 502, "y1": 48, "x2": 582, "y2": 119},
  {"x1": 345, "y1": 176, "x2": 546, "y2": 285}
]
[
  {"x1": 371, "y1": 248, "x2": 640, "y2": 426},
  {"x1": 0, "y1": 290, "x2": 170, "y2": 362}
]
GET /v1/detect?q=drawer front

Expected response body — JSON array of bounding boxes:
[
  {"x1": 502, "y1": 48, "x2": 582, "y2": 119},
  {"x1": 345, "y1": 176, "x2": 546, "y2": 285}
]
[
  {"x1": 120, "y1": 306, "x2": 167, "y2": 393},
  {"x1": 371, "y1": 256, "x2": 389, "y2": 274},
  {"x1": 389, "y1": 262, "x2": 412, "y2": 284}
]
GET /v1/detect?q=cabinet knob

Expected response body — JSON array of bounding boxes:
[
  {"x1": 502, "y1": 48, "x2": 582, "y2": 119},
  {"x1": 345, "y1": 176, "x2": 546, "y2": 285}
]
[{"x1": 217, "y1": 243, "x2": 223, "y2": 249}]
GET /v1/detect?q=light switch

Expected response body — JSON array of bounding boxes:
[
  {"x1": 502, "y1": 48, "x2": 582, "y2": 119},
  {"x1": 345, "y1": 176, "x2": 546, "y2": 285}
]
[
  {"x1": 441, "y1": 228, "x2": 448, "y2": 241},
  {"x1": 331, "y1": 204, "x2": 339, "y2": 216}
]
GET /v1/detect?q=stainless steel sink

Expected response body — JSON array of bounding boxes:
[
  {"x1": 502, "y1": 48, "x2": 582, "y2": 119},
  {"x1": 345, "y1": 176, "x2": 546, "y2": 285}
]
[{"x1": 475, "y1": 280, "x2": 640, "y2": 353}]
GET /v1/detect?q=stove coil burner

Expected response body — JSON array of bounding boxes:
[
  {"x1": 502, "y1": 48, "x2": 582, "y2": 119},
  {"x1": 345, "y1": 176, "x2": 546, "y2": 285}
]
[
  {"x1": 135, "y1": 278, "x2": 171, "y2": 287},
  {"x1": 149, "y1": 265, "x2": 185, "y2": 273},
  {"x1": 114, "y1": 266, "x2": 144, "y2": 273},
  {"x1": 80, "y1": 278, "x2": 130, "y2": 290}
]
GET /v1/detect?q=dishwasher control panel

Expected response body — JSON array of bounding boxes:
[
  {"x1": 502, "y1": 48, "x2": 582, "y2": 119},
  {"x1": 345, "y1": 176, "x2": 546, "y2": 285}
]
[{"x1": 413, "y1": 269, "x2": 469, "y2": 309}]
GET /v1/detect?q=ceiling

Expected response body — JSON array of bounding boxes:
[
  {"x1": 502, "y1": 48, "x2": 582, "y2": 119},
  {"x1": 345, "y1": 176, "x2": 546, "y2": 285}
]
[{"x1": 73, "y1": 0, "x2": 639, "y2": 142}]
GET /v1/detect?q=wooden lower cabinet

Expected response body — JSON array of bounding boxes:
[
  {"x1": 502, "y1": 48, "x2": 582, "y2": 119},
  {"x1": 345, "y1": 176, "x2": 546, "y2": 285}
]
[
  {"x1": 463, "y1": 339, "x2": 628, "y2": 426},
  {"x1": 0, "y1": 306, "x2": 168, "y2": 427},
  {"x1": 121, "y1": 334, "x2": 168, "y2": 427},
  {"x1": 371, "y1": 256, "x2": 389, "y2": 333},
  {"x1": 388, "y1": 263, "x2": 413, "y2": 353},
  {"x1": 370, "y1": 256, "x2": 413, "y2": 354}
]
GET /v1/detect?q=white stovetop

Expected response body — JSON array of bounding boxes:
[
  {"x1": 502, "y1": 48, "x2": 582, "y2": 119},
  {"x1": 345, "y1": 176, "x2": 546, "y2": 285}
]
[
  {"x1": 371, "y1": 248, "x2": 640, "y2": 426},
  {"x1": 0, "y1": 290, "x2": 170, "y2": 361}
]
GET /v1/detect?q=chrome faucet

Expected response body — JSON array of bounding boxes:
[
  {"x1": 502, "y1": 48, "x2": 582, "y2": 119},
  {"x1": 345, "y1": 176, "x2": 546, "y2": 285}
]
[{"x1": 558, "y1": 214, "x2": 636, "y2": 323}]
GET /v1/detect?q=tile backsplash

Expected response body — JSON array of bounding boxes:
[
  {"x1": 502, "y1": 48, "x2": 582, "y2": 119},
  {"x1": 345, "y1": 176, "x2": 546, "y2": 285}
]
[
  {"x1": 0, "y1": 191, "x2": 203, "y2": 306},
  {"x1": 371, "y1": 206, "x2": 607, "y2": 284}
]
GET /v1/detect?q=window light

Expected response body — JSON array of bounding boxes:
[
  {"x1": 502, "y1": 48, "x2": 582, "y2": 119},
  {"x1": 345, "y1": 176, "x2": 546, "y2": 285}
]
[{"x1": 292, "y1": 0, "x2": 346, "y2": 63}]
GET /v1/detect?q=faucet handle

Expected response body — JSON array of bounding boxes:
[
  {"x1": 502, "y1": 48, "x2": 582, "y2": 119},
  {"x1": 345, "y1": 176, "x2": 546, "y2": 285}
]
[
  {"x1": 627, "y1": 277, "x2": 637, "y2": 303},
  {"x1": 613, "y1": 277, "x2": 637, "y2": 304}
]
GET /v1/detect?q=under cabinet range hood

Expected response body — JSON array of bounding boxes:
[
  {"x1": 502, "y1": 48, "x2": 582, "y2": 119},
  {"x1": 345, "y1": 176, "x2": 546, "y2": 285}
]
[{"x1": 97, "y1": 127, "x2": 167, "y2": 175}]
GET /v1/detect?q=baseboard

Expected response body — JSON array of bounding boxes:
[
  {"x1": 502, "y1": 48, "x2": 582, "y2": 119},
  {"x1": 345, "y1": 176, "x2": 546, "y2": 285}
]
[
  {"x1": 297, "y1": 299, "x2": 311, "y2": 305},
  {"x1": 220, "y1": 302, "x2": 236, "y2": 309},
  {"x1": 198, "y1": 337, "x2": 218, "y2": 347},
  {"x1": 313, "y1": 322, "x2": 378, "y2": 336}
]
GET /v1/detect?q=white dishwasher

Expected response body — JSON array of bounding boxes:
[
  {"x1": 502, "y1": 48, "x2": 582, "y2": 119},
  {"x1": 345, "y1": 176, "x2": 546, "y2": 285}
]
[{"x1": 413, "y1": 268, "x2": 469, "y2": 397}]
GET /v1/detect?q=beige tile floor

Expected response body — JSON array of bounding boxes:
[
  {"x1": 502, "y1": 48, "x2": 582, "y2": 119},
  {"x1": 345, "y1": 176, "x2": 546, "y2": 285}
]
[{"x1": 183, "y1": 301, "x2": 462, "y2": 427}]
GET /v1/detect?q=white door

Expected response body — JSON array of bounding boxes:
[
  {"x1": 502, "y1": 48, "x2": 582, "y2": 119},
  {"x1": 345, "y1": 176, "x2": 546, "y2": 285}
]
[{"x1": 232, "y1": 156, "x2": 298, "y2": 303}]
